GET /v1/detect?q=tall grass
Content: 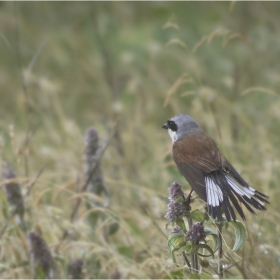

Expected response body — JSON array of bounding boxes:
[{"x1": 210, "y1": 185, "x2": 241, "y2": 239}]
[{"x1": 0, "y1": 2, "x2": 279, "y2": 278}]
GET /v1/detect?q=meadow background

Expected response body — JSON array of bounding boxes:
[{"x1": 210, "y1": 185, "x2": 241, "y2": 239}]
[{"x1": 0, "y1": 1, "x2": 280, "y2": 279}]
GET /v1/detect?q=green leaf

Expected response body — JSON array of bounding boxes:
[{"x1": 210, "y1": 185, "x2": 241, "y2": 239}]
[
  {"x1": 174, "y1": 196, "x2": 184, "y2": 203},
  {"x1": 204, "y1": 228, "x2": 215, "y2": 235},
  {"x1": 163, "y1": 269, "x2": 186, "y2": 279},
  {"x1": 224, "y1": 221, "x2": 229, "y2": 229},
  {"x1": 199, "y1": 259, "x2": 209, "y2": 268},
  {"x1": 168, "y1": 232, "x2": 185, "y2": 252},
  {"x1": 105, "y1": 214, "x2": 120, "y2": 236},
  {"x1": 125, "y1": 218, "x2": 143, "y2": 236},
  {"x1": 117, "y1": 245, "x2": 133, "y2": 258},
  {"x1": 190, "y1": 243, "x2": 199, "y2": 255},
  {"x1": 34, "y1": 264, "x2": 46, "y2": 279},
  {"x1": 197, "y1": 244, "x2": 214, "y2": 257},
  {"x1": 199, "y1": 272, "x2": 214, "y2": 279},
  {"x1": 106, "y1": 221, "x2": 119, "y2": 236},
  {"x1": 189, "y1": 273, "x2": 200, "y2": 279},
  {"x1": 176, "y1": 218, "x2": 186, "y2": 231},
  {"x1": 86, "y1": 211, "x2": 100, "y2": 228},
  {"x1": 229, "y1": 220, "x2": 247, "y2": 251},
  {"x1": 204, "y1": 228, "x2": 220, "y2": 253},
  {"x1": 0, "y1": 190, "x2": 9, "y2": 219},
  {"x1": 204, "y1": 219, "x2": 216, "y2": 226},
  {"x1": 177, "y1": 244, "x2": 192, "y2": 254},
  {"x1": 190, "y1": 209, "x2": 205, "y2": 222},
  {"x1": 168, "y1": 232, "x2": 185, "y2": 261},
  {"x1": 204, "y1": 211, "x2": 210, "y2": 221}
]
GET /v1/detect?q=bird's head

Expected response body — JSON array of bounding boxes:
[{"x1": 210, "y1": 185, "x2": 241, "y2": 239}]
[{"x1": 162, "y1": 114, "x2": 200, "y2": 143}]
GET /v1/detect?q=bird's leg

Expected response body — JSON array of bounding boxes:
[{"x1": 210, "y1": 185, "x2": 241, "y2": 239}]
[
  {"x1": 185, "y1": 189, "x2": 193, "y2": 204},
  {"x1": 182, "y1": 189, "x2": 193, "y2": 213}
]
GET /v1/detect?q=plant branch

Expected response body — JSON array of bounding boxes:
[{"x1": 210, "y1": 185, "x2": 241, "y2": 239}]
[{"x1": 182, "y1": 251, "x2": 191, "y2": 268}]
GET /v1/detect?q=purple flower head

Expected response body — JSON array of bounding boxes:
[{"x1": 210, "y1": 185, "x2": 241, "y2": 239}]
[
  {"x1": 165, "y1": 201, "x2": 184, "y2": 222},
  {"x1": 170, "y1": 225, "x2": 183, "y2": 235},
  {"x1": 83, "y1": 127, "x2": 107, "y2": 199},
  {"x1": 168, "y1": 182, "x2": 184, "y2": 201},
  {"x1": 69, "y1": 258, "x2": 83, "y2": 279},
  {"x1": 1, "y1": 165, "x2": 24, "y2": 218},
  {"x1": 187, "y1": 222, "x2": 206, "y2": 242},
  {"x1": 27, "y1": 231, "x2": 55, "y2": 278},
  {"x1": 84, "y1": 127, "x2": 99, "y2": 163}
]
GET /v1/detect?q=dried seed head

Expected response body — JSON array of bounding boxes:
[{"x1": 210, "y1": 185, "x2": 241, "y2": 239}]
[
  {"x1": 83, "y1": 127, "x2": 107, "y2": 200},
  {"x1": 84, "y1": 127, "x2": 99, "y2": 171},
  {"x1": 1, "y1": 165, "x2": 24, "y2": 217},
  {"x1": 69, "y1": 258, "x2": 83, "y2": 279},
  {"x1": 187, "y1": 222, "x2": 206, "y2": 242},
  {"x1": 168, "y1": 182, "x2": 184, "y2": 201},
  {"x1": 86, "y1": 165, "x2": 105, "y2": 196},
  {"x1": 27, "y1": 231, "x2": 55, "y2": 279}
]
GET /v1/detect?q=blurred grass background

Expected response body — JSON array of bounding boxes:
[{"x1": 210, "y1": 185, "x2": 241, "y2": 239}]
[{"x1": 0, "y1": 1, "x2": 280, "y2": 278}]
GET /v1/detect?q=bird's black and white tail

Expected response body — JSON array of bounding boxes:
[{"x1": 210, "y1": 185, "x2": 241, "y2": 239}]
[{"x1": 205, "y1": 171, "x2": 269, "y2": 221}]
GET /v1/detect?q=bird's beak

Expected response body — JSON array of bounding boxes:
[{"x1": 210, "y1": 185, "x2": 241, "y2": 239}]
[{"x1": 162, "y1": 123, "x2": 168, "y2": 129}]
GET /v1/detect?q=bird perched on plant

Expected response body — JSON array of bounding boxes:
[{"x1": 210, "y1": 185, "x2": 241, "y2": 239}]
[{"x1": 162, "y1": 114, "x2": 269, "y2": 222}]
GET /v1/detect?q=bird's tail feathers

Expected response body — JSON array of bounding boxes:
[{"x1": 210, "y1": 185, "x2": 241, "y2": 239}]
[{"x1": 205, "y1": 171, "x2": 268, "y2": 222}]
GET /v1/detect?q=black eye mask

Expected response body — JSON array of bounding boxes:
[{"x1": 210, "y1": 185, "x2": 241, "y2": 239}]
[{"x1": 167, "y1": 120, "x2": 177, "y2": 132}]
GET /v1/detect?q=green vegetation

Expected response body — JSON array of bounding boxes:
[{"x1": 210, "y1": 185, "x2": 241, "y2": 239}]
[{"x1": 0, "y1": 2, "x2": 279, "y2": 278}]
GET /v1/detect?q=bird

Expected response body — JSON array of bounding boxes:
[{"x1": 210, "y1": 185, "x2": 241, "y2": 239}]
[{"x1": 162, "y1": 114, "x2": 269, "y2": 222}]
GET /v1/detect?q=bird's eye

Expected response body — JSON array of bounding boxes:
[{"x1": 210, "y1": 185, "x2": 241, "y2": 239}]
[{"x1": 167, "y1": 120, "x2": 177, "y2": 131}]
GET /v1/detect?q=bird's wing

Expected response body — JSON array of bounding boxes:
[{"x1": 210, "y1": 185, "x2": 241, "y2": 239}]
[
  {"x1": 173, "y1": 131, "x2": 268, "y2": 221},
  {"x1": 173, "y1": 130, "x2": 252, "y2": 186},
  {"x1": 173, "y1": 131, "x2": 223, "y2": 173},
  {"x1": 172, "y1": 131, "x2": 221, "y2": 201}
]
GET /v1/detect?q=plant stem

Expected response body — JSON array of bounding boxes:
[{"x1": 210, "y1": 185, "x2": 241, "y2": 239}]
[
  {"x1": 193, "y1": 244, "x2": 199, "y2": 273},
  {"x1": 184, "y1": 190, "x2": 199, "y2": 274},
  {"x1": 187, "y1": 216, "x2": 199, "y2": 274},
  {"x1": 217, "y1": 222, "x2": 224, "y2": 278},
  {"x1": 187, "y1": 217, "x2": 194, "y2": 273},
  {"x1": 182, "y1": 251, "x2": 191, "y2": 269}
]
